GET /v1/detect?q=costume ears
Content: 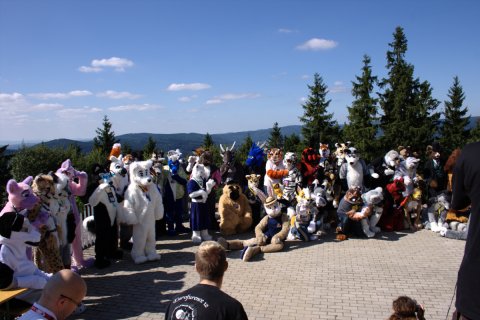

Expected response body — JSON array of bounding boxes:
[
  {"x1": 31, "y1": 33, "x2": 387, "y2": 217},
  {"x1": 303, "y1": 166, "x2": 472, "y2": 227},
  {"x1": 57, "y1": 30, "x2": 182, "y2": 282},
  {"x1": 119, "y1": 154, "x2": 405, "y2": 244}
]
[{"x1": 6, "y1": 176, "x2": 33, "y2": 194}]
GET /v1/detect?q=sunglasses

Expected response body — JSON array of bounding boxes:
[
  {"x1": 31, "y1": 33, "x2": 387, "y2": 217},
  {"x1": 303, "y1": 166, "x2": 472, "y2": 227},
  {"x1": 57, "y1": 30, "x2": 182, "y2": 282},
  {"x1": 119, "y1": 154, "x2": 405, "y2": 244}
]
[{"x1": 60, "y1": 294, "x2": 82, "y2": 308}]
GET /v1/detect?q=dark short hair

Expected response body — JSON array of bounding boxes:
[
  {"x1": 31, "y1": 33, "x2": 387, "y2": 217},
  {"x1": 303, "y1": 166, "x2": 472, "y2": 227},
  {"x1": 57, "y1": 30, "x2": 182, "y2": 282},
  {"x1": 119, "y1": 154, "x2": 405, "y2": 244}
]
[{"x1": 195, "y1": 241, "x2": 226, "y2": 281}]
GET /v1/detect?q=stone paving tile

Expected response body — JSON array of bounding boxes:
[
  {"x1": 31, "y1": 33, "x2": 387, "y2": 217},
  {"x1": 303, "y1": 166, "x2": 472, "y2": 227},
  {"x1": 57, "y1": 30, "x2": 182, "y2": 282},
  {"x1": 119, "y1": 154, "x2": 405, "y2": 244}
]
[{"x1": 71, "y1": 229, "x2": 464, "y2": 320}]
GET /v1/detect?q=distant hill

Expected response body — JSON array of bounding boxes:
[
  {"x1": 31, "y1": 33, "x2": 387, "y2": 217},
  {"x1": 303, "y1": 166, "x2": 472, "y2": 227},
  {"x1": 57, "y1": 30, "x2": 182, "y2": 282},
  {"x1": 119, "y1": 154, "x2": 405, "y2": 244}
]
[{"x1": 27, "y1": 125, "x2": 303, "y2": 154}]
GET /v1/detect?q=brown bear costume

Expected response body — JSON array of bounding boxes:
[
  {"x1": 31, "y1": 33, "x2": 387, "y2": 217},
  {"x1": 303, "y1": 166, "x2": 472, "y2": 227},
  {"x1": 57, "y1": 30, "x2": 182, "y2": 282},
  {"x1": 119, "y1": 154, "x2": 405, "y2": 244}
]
[{"x1": 218, "y1": 182, "x2": 252, "y2": 235}]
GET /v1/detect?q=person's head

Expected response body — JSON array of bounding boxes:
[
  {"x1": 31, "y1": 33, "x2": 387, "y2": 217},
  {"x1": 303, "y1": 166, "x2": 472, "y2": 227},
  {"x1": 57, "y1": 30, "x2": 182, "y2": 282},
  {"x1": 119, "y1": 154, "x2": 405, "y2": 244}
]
[
  {"x1": 195, "y1": 241, "x2": 228, "y2": 283},
  {"x1": 389, "y1": 296, "x2": 423, "y2": 320},
  {"x1": 38, "y1": 269, "x2": 87, "y2": 320}
]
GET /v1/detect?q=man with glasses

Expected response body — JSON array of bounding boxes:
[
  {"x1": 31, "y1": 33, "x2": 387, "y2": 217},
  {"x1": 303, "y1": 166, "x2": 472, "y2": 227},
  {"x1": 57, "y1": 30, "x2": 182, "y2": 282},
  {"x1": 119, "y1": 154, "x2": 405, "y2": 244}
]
[{"x1": 18, "y1": 269, "x2": 87, "y2": 320}]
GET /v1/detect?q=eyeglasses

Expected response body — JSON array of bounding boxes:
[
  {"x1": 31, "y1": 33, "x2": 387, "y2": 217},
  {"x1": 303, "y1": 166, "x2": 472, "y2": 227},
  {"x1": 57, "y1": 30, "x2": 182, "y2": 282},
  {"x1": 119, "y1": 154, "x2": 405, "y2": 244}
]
[{"x1": 60, "y1": 294, "x2": 81, "y2": 308}]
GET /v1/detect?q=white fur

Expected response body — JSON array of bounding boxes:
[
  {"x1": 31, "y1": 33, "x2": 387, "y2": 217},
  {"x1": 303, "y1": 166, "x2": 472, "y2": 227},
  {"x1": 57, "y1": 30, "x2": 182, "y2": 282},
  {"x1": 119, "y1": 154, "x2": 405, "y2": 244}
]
[{"x1": 120, "y1": 160, "x2": 164, "y2": 264}]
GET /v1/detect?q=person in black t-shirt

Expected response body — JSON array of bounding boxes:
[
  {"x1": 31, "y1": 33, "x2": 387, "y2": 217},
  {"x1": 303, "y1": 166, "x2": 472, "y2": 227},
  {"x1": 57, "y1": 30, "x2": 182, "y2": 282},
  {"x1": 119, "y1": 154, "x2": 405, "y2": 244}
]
[
  {"x1": 164, "y1": 241, "x2": 248, "y2": 320},
  {"x1": 451, "y1": 142, "x2": 480, "y2": 320}
]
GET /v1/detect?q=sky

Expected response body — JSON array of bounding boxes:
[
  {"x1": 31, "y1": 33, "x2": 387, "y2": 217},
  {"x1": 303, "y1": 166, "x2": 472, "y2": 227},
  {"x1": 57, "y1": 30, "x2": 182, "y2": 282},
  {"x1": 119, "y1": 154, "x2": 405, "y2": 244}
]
[{"x1": 1, "y1": 0, "x2": 479, "y2": 143}]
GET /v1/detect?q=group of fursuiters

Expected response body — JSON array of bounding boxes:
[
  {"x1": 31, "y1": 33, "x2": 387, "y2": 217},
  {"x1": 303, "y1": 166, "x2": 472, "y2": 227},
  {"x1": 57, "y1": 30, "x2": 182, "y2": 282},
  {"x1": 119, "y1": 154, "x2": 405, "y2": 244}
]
[{"x1": 0, "y1": 141, "x2": 469, "y2": 294}]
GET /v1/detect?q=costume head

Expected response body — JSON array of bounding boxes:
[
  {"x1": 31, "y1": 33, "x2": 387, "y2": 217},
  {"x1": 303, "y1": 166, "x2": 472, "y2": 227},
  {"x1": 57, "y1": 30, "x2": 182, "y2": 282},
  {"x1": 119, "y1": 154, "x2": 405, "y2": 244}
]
[
  {"x1": 267, "y1": 148, "x2": 283, "y2": 165},
  {"x1": 245, "y1": 174, "x2": 261, "y2": 189},
  {"x1": 56, "y1": 159, "x2": 76, "y2": 180},
  {"x1": 384, "y1": 150, "x2": 400, "y2": 168},
  {"x1": 199, "y1": 151, "x2": 213, "y2": 167},
  {"x1": 264, "y1": 196, "x2": 281, "y2": 218},
  {"x1": 4, "y1": 177, "x2": 39, "y2": 212},
  {"x1": 284, "y1": 152, "x2": 298, "y2": 170},
  {"x1": 109, "y1": 143, "x2": 122, "y2": 160},
  {"x1": 192, "y1": 163, "x2": 208, "y2": 181},
  {"x1": 129, "y1": 160, "x2": 153, "y2": 187},
  {"x1": 426, "y1": 142, "x2": 442, "y2": 160},
  {"x1": 345, "y1": 147, "x2": 359, "y2": 166},
  {"x1": 334, "y1": 142, "x2": 350, "y2": 166},
  {"x1": 361, "y1": 187, "x2": 383, "y2": 206},
  {"x1": 344, "y1": 187, "x2": 362, "y2": 205},
  {"x1": 110, "y1": 156, "x2": 128, "y2": 177},
  {"x1": 246, "y1": 142, "x2": 266, "y2": 168},
  {"x1": 32, "y1": 173, "x2": 56, "y2": 200},
  {"x1": 167, "y1": 149, "x2": 182, "y2": 175},
  {"x1": 404, "y1": 157, "x2": 420, "y2": 171},
  {"x1": 223, "y1": 182, "x2": 242, "y2": 201},
  {"x1": 319, "y1": 143, "x2": 330, "y2": 158},
  {"x1": 301, "y1": 147, "x2": 320, "y2": 165}
]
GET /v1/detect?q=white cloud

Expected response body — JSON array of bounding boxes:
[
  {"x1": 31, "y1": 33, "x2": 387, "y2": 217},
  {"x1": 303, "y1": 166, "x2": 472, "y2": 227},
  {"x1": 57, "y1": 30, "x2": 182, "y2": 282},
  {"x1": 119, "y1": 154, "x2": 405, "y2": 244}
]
[
  {"x1": 56, "y1": 106, "x2": 102, "y2": 119},
  {"x1": 167, "y1": 83, "x2": 211, "y2": 91},
  {"x1": 97, "y1": 90, "x2": 142, "y2": 99},
  {"x1": 205, "y1": 93, "x2": 260, "y2": 105},
  {"x1": 296, "y1": 38, "x2": 338, "y2": 51},
  {"x1": 179, "y1": 95, "x2": 199, "y2": 103},
  {"x1": 78, "y1": 66, "x2": 102, "y2": 73},
  {"x1": 329, "y1": 81, "x2": 348, "y2": 94},
  {"x1": 29, "y1": 90, "x2": 93, "y2": 100},
  {"x1": 278, "y1": 28, "x2": 294, "y2": 34},
  {"x1": 31, "y1": 103, "x2": 64, "y2": 111},
  {"x1": 79, "y1": 57, "x2": 134, "y2": 73},
  {"x1": 0, "y1": 92, "x2": 30, "y2": 113},
  {"x1": 108, "y1": 104, "x2": 162, "y2": 112}
]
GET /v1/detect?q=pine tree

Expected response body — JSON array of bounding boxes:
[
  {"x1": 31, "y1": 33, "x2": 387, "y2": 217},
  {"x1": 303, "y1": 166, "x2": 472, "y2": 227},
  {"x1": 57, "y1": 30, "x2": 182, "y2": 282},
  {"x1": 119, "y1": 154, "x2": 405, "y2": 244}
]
[
  {"x1": 267, "y1": 122, "x2": 283, "y2": 148},
  {"x1": 379, "y1": 26, "x2": 440, "y2": 153},
  {"x1": 468, "y1": 119, "x2": 480, "y2": 143},
  {"x1": 93, "y1": 115, "x2": 118, "y2": 157},
  {"x1": 202, "y1": 133, "x2": 214, "y2": 149},
  {"x1": 299, "y1": 73, "x2": 339, "y2": 148},
  {"x1": 343, "y1": 55, "x2": 379, "y2": 162},
  {"x1": 236, "y1": 134, "x2": 253, "y2": 164},
  {"x1": 440, "y1": 76, "x2": 470, "y2": 154},
  {"x1": 284, "y1": 133, "x2": 302, "y2": 154},
  {"x1": 143, "y1": 136, "x2": 157, "y2": 160}
]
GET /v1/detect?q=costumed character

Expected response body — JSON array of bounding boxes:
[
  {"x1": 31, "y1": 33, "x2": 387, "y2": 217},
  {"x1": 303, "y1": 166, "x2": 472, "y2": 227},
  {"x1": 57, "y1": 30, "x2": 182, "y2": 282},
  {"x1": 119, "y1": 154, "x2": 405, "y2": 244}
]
[
  {"x1": 0, "y1": 178, "x2": 51, "y2": 290},
  {"x1": 244, "y1": 142, "x2": 266, "y2": 184},
  {"x1": 338, "y1": 147, "x2": 378, "y2": 192},
  {"x1": 31, "y1": 173, "x2": 64, "y2": 273},
  {"x1": 369, "y1": 150, "x2": 401, "y2": 189},
  {"x1": 424, "y1": 143, "x2": 447, "y2": 198},
  {"x1": 360, "y1": 187, "x2": 384, "y2": 237},
  {"x1": 335, "y1": 187, "x2": 364, "y2": 241},
  {"x1": 220, "y1": 142, "x2": 245, "y2": 187},
  {"x1": 444, "y1": 148, "x2": 461, "y2": 194},
  {"x1": 244, "y1": 174, "x2": 265, "y2": 227},
  {"x1": 150, "y1": 150, "x2": 168, "y2": 238},
  {"x1": 187, "y1": 149, "x2": 222, "y2": 230},
  {"x1": 331, "y1": 142, "x2": 350, "y2": 207},
  {"x1": 109, "y1": 155, "x2": 129, "y2": 202},
  {"x1": 217, "y1": 196, "x2": 290, "y2": 262},
  {"x1": 300, "y1": 147, "x2": 322, "y2": 188},
  {"x1": 281, "y1": 152, "x2": 302, "y2": 217},
  {"x1": 310, "y1": 184, "x2": 329, "y2": 236},
  {"x1": 426, "y1": 193, "x2": 450, "y2": 233},
  {"x1": 394, "y1": 156, "x2": 420, "y2": 197},
  {"x1": 56, "y1": 159, "x2": 93, "y2": 269},
  {"x1": 119, "y1": 160, "x2": 164, "y2": 264},
  {"x1": 441, "y1": 207, "x2": 470, "y2": 240},
  {"x1": 163, "y1": 149, "x2": 190, "y2": 236},
  {"x1": 403, "y1": 187, "x2": 423, "y2": 231},
  {"x1": 379, "y1": 177, "x2": 408, "y2": 232},
  {"x1": 50, "y1": 170, "x2": 76, "y2": 269},
  {"x1": 187, "y1": 163, "x2": 216, "y2": 243},
  {"x1": 318, "y1": 143, "x2": 336, "y2": 204},
  {"x1": 86, "y1": 171, "x2": 123, "y2": 269},
  {"x1": 218, "y1": 182, "x2": 252, "y2": 236},
  {"x1": 264, "y1": 148, "x2": 288, "y2": 198},
  {"x1": 288, "y1": 189, "x2": 319, "y2": 241}
]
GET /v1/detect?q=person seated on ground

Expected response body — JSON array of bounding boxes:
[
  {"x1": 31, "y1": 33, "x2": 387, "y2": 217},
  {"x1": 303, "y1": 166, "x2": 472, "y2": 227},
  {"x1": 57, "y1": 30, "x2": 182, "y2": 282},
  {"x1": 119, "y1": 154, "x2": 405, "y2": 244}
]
[
  {"x1": 164, "y1": 241, "x2": 248, "y2": 320},
  {"x1": 18, "y1": 269, "x2": 87, "y2": 320},
  {"x1": 388, "y1": 296, "x2": 425, "y2": 320}
]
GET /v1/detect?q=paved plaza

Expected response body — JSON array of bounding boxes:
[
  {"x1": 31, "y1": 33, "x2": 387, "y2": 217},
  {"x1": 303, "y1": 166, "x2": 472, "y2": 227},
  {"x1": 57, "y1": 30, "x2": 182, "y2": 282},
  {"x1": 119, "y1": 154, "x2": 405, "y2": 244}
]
[{"x1": 72, "y1": 229, "x2": 465, "y2": 320}]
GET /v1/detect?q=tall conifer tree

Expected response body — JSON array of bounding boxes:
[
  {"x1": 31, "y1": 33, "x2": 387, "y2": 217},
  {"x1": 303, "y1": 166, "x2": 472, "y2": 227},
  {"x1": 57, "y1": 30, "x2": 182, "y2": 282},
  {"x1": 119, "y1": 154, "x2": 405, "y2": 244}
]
[
  {"x1": 379, "y1": 26, "x2": 439, "y2": 152},
  {"x1": 299, "y1": 73, "x2": 339, "y2": 148},
  {"x1": 93, "y1": 115, "x2": 118, "y2": 156},
  {"x1": 343, "y1": 55, "x2": 379, "y2": 162},
  {"x1": 267, "y1": 122, "x2": 283, "y2": 148},
  {"x1": 440, "y1": 76, "x2": 470, "y2": 154}
]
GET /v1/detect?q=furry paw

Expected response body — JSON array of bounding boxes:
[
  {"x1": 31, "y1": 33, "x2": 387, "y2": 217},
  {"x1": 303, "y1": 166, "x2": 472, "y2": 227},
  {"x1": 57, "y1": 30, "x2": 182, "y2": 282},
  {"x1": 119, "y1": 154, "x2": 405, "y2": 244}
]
[
  {"x1": 192, "y1": 234, "x2": 202, "y2": 244},
  {"x1": 147, "y1": 253, "x2": 161, "y2": 261},
  {"x1": 370, "y1": 226, "x2": 381, "y2": 233},
  {"x1": 134, "y1": 256, "x2": 148, "y2": 264},
  {"x1": 439, "y1": 228, "x2": 447, "y2": 237}
]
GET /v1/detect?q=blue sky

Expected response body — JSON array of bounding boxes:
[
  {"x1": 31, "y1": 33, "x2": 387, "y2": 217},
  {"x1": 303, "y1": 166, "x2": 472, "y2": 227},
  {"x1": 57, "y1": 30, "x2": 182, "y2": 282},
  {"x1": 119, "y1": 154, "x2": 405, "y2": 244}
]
[{"x1": 1, "y1": 0, "x2": 479, "y2": 142}]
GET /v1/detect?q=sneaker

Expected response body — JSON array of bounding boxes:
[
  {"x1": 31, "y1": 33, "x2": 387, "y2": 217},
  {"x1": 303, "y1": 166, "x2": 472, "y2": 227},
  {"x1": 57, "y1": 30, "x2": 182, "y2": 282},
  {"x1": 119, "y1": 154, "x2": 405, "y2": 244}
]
[{"x1": 73, "y1": 302, "x2": 86, "y2": 315}]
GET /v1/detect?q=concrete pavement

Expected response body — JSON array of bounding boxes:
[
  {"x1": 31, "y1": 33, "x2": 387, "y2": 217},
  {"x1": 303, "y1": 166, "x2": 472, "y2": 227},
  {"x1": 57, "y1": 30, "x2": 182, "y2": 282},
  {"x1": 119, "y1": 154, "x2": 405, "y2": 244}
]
[{"x1": 72, "y1": 228, "x2": 464, "y2": 320}]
